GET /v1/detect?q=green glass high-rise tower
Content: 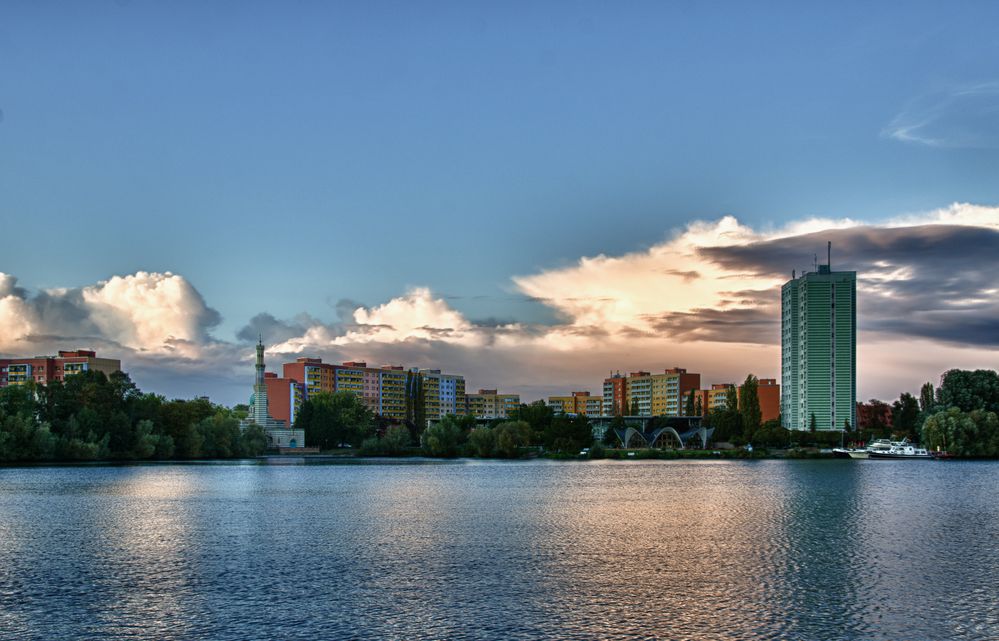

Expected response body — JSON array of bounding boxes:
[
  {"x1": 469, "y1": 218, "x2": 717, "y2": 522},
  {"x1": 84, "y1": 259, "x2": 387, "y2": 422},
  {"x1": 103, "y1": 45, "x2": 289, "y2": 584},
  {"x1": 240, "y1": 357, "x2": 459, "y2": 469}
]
[{"x1": 781, "y1": 247, "x2": 856, "y2": 431}]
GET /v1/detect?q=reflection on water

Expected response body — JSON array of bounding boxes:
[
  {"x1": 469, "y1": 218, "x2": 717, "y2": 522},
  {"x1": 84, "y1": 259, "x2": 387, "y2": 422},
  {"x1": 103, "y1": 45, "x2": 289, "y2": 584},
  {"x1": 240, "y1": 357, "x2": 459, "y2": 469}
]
[{"x1": 0, "y1": 460, "x2": 997, "y2": 640}]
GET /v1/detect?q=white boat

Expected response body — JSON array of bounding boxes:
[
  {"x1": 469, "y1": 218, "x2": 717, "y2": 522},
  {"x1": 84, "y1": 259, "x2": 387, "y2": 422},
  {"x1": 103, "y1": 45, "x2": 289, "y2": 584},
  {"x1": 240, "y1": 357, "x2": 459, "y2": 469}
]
[
  {"x1": 835, "y1": 438, "x2": 893, "y2": 459},
  {"x1": 839, "y1": 438, "x2": 932, "y2": 460},
  {"x1": 868, "y1": 441, "x2": 933, "y2": 459}
]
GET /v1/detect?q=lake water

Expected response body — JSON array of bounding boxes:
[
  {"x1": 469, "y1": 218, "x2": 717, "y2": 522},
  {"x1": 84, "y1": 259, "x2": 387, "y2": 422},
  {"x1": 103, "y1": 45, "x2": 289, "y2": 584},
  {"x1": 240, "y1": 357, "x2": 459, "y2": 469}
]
[{"x1": 0, "y1": 459, "x2": 997, "y2": 640}]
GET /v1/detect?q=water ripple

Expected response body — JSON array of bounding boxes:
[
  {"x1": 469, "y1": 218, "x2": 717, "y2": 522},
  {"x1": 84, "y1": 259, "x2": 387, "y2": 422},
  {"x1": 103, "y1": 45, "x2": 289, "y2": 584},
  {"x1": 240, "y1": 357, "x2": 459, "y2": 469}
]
[{"x1": 0, "y1": 460, "x2": 996, "y2": 640}]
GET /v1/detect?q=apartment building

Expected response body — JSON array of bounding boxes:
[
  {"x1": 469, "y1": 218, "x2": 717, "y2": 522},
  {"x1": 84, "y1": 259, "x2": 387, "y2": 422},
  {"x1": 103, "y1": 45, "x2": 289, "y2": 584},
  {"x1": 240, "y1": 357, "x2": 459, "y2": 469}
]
[
  {"x1": 466, "y1": 389, "x2": 521, "y2": 419},
  {"x1": 0, "y1": 350, "x2": 121, "y2": 387}
]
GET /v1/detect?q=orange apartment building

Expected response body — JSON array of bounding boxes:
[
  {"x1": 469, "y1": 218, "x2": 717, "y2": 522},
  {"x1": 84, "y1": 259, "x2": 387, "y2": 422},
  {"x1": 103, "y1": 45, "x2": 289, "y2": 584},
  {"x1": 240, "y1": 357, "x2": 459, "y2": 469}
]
[{"x1": 0, "y1": 350, "x2": 121, "y2": 387}]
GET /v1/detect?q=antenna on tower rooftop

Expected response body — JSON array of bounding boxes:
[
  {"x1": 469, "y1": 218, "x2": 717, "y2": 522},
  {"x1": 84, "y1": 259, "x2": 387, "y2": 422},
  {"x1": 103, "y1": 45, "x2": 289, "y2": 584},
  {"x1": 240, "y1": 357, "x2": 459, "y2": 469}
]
[{"x1": 827, "y1": 241, "x2": 832, "y2": 268}]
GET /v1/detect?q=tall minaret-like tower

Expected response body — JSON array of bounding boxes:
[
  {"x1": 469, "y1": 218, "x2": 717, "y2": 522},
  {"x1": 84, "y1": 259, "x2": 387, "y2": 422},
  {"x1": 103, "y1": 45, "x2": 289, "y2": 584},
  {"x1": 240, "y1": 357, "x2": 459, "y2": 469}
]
[{"x1": 251, "y1": 336, "x2": 270, "y2": 426}]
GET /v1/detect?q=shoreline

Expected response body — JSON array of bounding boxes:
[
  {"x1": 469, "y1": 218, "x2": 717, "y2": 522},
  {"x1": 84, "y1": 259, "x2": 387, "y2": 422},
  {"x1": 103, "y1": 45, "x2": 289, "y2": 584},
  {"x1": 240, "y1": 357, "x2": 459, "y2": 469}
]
[{"x1": 1, "y1": 450, "x2": 991, "y2": 468}]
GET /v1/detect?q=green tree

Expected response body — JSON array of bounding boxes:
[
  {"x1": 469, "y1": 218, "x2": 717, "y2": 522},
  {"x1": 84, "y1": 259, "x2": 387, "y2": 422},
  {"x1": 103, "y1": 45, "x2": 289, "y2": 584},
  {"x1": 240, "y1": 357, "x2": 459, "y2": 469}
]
[
  {"x1": 153, "y1": 433, "x2": 176, "y2": 459},
  {"x1": 237, "y1": 424, "x2": 268, "y2": 457},
  {"x1": 922, "y1": 407, "x2": 999, "y2": 457},
  {"x1": 684, "y1": 390, "x2": 696, "y2": 416},
  {"x1": 0, "y1": 384, "x2": 39, "y2": 418},
  {"x1": 159, "y1": 398, "x2": 215, "y2": 457},
  {"x1": 296, "y1": 392, "x2": 375, "y2": 450},
  {"x1": 809, "y1": 413, "x2": 817, "y2": 432},
  {"x1": 0, "y1": 414, "x2": 56, "y2": 461},
  {"x1": 938, "y1": 369, "x2": 999, "y2": 414},
  {"x1": 131, "y1": 419, "x2": 158, "y2": 459},
  {"x1": 738, "y1": 375, "x2": 762, "y2": 438},
  {"x1": 543, "y1": 414, "x2": 592, "y2": 453},
  {"x1": 510, "y1": 401, "x2": 554, "y2": 446},
  {"x1": 494, "y1": 420, "x2": 531, "y2": 458},
  {"x1": 629, "y1": 399, "x2": 639, "y2": 416},
  {"x1": 196, "y1": 413, "x2": 242, "y2": 458},
  {"x1": 919, "y1": 382, "x2": 936, "y2": 413},
  {"x1": 892, "y1": 392, "x2": 920, "y2": 440},
  {"x1": 752, "y1": 420, "x2": 790, "y2": 448},
  {"x1": 725, "y1": 385, "x2": 738, "y2": 413},
  {"x1": 467, "y1": 427, "x2": 496, "y2": 457},
  {"x1": 0, "y1": 371, "x2": 265, "y2": 462},
  {"x1": 422, "y1": 415, "x2": 464, "y2": 457},
  {"x1": 381, "y1": 424, "x2": 412, "y2": 455}
]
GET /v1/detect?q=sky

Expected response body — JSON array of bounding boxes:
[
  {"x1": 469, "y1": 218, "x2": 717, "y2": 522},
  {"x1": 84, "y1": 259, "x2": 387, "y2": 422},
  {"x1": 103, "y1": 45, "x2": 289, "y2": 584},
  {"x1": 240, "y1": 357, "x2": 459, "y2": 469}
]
[{"x1": 2, "y1": 1, "x2": 999, "y2": 405}]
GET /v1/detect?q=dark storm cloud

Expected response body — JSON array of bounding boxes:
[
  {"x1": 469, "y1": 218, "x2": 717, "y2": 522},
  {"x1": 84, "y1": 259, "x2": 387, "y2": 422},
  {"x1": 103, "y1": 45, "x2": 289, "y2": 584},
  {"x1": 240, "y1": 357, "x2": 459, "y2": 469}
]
[
  {"x1": 237, "y1": 312, "x2": 322, "y2": 344},
  {"x1": 334, "y1": 298, "x2": 364, "y2": 321},
  {"x1": 646, "y1": 307, "x2": 778, "y2": 344},
  {"x1": 700, "y1": 224, "x2": 999, "y2": 278},
  {"x1": 660, "y1": 269, "x2": 701, "y2": 281},
  {"x1": 696, "y1": 224, "x2": 999, "y2": 346},
  {"x1": 866, "y1": 307, "x2": 999, "y2": 348},
  {"x1": 716, "y1": 288, "x2": 777, "y2": 308},
  {"x1": 470, "y1": 316, "x2": 517, "y2": 328}
]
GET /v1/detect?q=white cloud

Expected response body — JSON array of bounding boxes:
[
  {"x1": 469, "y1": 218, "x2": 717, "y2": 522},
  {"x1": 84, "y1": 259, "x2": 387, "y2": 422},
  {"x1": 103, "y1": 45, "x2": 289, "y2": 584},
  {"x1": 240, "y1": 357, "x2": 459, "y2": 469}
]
[
  {"x1": 0, "y1": 274, "x2": 36, "y2": 349},
  {"x1": 80, "y1": 272, "x2": 220, "y2": 356},
  {"x1": 883, "y1": 83, "x2": 999, "y2": 149},
  {"x1": 0, "y1": 271, "x2": 220, "y2": 357}
]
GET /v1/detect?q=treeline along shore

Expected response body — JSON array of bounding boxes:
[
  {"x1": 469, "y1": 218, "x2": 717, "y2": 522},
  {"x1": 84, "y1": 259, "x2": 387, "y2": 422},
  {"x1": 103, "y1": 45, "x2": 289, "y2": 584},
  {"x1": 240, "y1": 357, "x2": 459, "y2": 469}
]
[
  {"x1": 0, "y1": 370, "x2": 268, "y2": 462},
  {"x1": 1, "y1": 368, "x2": 998, "y2": 463}
]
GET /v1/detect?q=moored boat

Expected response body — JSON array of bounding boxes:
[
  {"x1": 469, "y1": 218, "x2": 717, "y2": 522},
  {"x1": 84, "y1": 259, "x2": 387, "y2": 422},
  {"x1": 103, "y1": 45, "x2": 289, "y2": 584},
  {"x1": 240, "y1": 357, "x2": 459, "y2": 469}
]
[
  {"x1": 868, "y1": 441, "x2": 933, "y2": 459},
  {"x1": 832, "y1": 447, "x2": 868, "y2": 459}
]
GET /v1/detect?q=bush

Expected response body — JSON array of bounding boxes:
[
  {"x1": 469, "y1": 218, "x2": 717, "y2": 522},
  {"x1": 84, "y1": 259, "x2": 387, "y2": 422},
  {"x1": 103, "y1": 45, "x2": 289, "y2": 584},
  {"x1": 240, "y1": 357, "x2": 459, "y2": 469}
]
[
  {"x1": 468, "y1": 427, "x2": 496, "y2": 457},
  {"x1": 422, "y1": 416, "x2": 464, "y2": 457},
  {"x1": 588, "y1": 441, "x2": 606, "y2": 459},
  {"x1": 494, "y1": 420, "x2": 531, "y2": 458}
]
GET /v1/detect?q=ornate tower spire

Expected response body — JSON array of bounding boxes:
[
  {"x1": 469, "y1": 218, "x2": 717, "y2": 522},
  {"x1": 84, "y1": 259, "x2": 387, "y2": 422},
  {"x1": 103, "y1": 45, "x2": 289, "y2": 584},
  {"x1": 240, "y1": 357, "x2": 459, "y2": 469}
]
[{"x1": 252, "y1": 337, "x2": 269, "y2": 426}]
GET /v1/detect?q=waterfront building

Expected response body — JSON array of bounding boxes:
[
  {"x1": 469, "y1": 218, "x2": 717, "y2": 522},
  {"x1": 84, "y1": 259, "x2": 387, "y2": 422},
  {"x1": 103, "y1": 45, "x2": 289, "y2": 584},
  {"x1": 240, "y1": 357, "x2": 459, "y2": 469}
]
[
  {"x1": 378, "y1": 366, "x2": 412, "y2": 421},
  {"x1": 781, "y1": 248, "x2": 857, "y2": 431},
  {"x1": 0, "y1": 350, "x2": 121, "y2": 387},
  {"x1": 282, "y1": 358, "x2": 420, "y2": 421},
  {"x1": 599, "y1": 368, "x2": 700, "y2": 417},
  {"x1": 419, "y1": 369, "x2": 466, "y2": 424},
  {"x1": 263, "y1": 372, "x2": 305, "y2": 426},
  {"x1": 754, "y1": 378, "x2": 781, "y2": 423},
  {"x1": 602, "y1": 372, "x2": 628, "y2": 416},
  {"x1": 625, "y1": 371, "x2": 653, "y2": 416},
  {"x1": 547, "y1": 391, "x2": 603, "y2": 416},
  {"x1": 679, "y1": 385, "x2": 732, "y2": 416},
  {"x1": 246, "y1": 339, "x2": 305, "y2": 449},
  {"x1": 584, "y1": 394, "x2": 604, "y2": 416},
  {"x1": 680, "y1": 379, "x2": 779, "y2": 421},
  {"x1": 547, "y1": 395, "x2": 574, "y2": 414},
  {"x1": 649, "y1": 368, "x2": 701, "y2": 416},
  {"x1": 707, "y1": 383, "x2": 735, "y2": 412},
  {"x1": 467, "y1": 389, "x2": 520, "y2": 419}
]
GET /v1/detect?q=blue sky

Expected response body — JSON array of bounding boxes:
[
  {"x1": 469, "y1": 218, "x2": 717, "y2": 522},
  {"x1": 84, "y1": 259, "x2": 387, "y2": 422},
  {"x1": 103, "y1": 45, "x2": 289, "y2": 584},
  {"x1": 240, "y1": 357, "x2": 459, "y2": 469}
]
[{"x1": 2, "y1": 2, "x2": 999, "y2": 402}]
